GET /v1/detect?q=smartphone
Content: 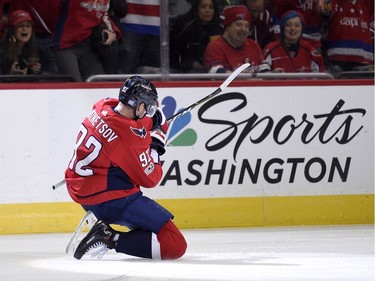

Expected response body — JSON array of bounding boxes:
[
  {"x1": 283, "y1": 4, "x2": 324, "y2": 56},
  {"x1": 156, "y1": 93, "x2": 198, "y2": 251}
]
[
  {"x1": 101, "y1": 31, "x2": 108, "y2": 42},
  {"x1": 18, "y1": 55, "x2": 28, "y2": 69}
]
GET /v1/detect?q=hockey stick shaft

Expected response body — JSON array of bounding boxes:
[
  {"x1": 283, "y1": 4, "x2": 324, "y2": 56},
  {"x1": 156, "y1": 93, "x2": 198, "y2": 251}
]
[
  {"x1": 166, "y1": 63, "x2": 250, "y2": 124},
  {"x1": 52, "y1": 179, "x2": 66, "y2": 190},
  {"x1": 52, "y1": 63, "x2": 250, "y2": 190}
]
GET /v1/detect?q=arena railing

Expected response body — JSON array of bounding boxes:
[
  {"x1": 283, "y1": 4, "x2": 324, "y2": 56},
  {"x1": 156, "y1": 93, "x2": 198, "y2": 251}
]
[
  {"x1": 0, "y1": 74, "x2": 76, "y2": 83},
  {"x1": 0, "y1": 72, "x2": 335, "y2": 83},
  {"x1": 336, "y1": 71, "x2": 374, "y2": 79},
  {"x1": 86, "y1": 72, "x2": 335, "y2": 82}
]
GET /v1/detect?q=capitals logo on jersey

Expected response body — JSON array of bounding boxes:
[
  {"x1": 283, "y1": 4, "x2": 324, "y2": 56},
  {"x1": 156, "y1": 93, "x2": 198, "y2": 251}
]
[{"x1": 130, "y1": 127, "x2": 147, "y2": 138}]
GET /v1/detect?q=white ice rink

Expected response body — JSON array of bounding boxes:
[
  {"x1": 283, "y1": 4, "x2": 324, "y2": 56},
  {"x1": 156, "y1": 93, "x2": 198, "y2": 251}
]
[{"x1": 0, "y1": 225, "x2": 373, "y2": 281}]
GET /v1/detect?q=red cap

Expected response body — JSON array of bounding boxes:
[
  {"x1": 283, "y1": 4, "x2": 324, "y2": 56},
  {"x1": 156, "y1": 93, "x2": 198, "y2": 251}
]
[
  {"x1": 221, "y1": 5, "x2": 251, "y2": 28},
  {"x1": 8, "y1": 10, "x2": 33, "y2": 26}
]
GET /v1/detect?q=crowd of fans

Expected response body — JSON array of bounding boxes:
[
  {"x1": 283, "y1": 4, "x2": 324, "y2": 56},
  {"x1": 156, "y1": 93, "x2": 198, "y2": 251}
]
[{"x1": 0, "y1": 0, "x2": 373, "y2": 81}]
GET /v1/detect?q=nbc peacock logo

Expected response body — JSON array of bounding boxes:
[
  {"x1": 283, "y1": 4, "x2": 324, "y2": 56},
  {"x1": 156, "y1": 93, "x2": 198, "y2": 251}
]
[{"x1": 161, "y1": 96, "x2": 197, "y2": 146}]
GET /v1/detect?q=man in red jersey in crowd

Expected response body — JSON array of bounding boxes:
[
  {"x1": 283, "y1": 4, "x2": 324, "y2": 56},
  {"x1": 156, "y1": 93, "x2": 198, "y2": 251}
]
[
  {"x1": 204, "y1": 5, "x2": 270, "y2": 74},
  {"x1": 65, "y1": 76, "x2": 187, "y2": 260}
]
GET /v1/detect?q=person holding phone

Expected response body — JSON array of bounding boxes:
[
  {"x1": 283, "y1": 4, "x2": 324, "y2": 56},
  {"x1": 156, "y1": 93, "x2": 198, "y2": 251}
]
[{"x1": 0, "y1": 10, "x2": 41, "y2": 75}]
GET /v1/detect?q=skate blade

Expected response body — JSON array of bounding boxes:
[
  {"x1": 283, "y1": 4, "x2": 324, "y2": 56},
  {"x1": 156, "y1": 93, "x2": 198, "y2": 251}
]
[
  {"x1": 65, "y1": 211, "x2": 97, "y2": 255},
  {"x1": 90, "y1": 245, "x2": 109, "y2": 259}
]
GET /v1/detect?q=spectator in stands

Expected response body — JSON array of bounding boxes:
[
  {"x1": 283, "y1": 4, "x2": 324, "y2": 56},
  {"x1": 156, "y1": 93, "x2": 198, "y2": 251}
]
[
  {"x1": 325, "y1": 0, "x2": 374, "y2": 74},
  {"x1": 118, "y1": 0, "x2": 161, "y2": 74},
  {"x1": 371, "y1": 13, "x2": 374, "y2": 44},
  {"x1": 170, "y1": 0, "x2": 222, "y2": 73},
  {"x1": 271, "y1": 0, "x2": 325, "y2": 52},
  {"x1": 0, "y1": 0, "x2": 10, "y2": 41},
  {"x1": 108, "y1": 0, "x2": 128, "y2": 34},
  {"x1": 53, "y1": 0, "x2": 120, "y2": 82},
  {"x1": 7, "y1": 0, "x2": 61, "y2": 74},
  {"x1": 204, "y1": 5, "x2": 270, "y2": 73},
  {"x1": 169, "y1": 0, "x2": 191, "y2": 20},
  {"x1": 217, "y1": 0, "x2": 242, "y2": 12},
  {"x1": 263, "y1": 10, "x2": 324, "y2": 73},
  {"x1": 0, "y1": 10, "x2": 41, "y2": 75},
  {"x1": 371, "y1": 12, "x2": 374, "y2": 46},
  {"x1": 244, "y1": 0, "x2": 275, "y2": 49}
]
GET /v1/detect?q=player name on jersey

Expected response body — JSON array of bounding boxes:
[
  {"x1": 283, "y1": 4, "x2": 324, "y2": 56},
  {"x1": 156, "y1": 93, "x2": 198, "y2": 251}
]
[{"x1": 87, "y1": 109, "x2": 118, "y2": 143}]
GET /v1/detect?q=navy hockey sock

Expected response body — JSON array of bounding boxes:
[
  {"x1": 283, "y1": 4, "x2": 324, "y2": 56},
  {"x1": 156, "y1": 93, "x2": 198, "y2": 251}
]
[{"x1": 115, "y1": 230, "x2": 152, "y2": 258}]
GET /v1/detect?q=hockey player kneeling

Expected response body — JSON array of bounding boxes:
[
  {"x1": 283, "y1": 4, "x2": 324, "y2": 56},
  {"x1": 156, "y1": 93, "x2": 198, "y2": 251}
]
[{"x1": 65, "y1": 76, "x2": 187, "y2": 260}]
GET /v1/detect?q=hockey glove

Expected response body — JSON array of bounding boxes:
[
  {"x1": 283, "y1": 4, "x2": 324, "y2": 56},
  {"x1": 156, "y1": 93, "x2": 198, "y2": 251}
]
[
  {"x1": 150, "y1": 128, "x2": 166, "y2": 155},
  {"x1": 258, "y1": 62, "x2": 271, "y2": 73},
  {"x1": 151, "y1": 107, "x2": 168, "y2": 133}
]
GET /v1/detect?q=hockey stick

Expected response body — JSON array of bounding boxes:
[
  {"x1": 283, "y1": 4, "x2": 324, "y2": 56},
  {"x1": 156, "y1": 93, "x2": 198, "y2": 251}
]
[
  {"x1": 167, "y1": 62, "x2": 250, "y2": 124},
  {"x1": 52, "y1": 178, "x2": 66, "y2": 190},
  {"x1": 52, "y1": 63, "x2": 250, "y2": 190}
]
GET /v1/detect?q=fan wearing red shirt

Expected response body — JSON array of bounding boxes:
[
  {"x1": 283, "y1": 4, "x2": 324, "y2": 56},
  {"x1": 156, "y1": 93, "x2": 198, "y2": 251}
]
[
  {"x1": 203, "y1": 5, "x2": 270, "y2": 74},
  {"x1": 326, "y1": 0, "x2": 373, "y2": 71},
  {"x1": 271, "y1": 0, "x2": 325, "y2": 52},
  {"x1": 53, "y1": 0, "x2": 120, "y2": 81},
  {"x1": 263, "y1": 10, "x2": 324, "y2": 73},
  {"x1": 66, "y1": 76, "x2": 187, "y2": 260}
]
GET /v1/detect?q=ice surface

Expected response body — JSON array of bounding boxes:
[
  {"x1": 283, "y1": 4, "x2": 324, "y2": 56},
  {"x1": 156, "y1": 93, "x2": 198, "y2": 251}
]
[{"x1": 0, "y1": 225, "x2": 373, "y2": 281}]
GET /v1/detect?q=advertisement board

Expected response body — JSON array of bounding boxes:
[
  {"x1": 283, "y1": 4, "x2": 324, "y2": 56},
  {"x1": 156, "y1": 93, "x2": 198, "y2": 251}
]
[{"x1": 0, "y1": 81, "x2": 373, "y2": 233}]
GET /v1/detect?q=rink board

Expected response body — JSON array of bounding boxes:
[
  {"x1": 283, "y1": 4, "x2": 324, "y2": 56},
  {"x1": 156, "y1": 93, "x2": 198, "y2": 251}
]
[
  {"x1": 0, "y1": 194, "x2": 373, "y2": 234},
  {"x1": 0, "y1": 80, "x2": 373, "y2": 234}
]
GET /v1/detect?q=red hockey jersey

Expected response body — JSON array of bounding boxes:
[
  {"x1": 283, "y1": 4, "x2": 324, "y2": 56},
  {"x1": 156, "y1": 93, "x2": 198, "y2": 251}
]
[
  {"x1": 264, "y1": 39, "x2": 324, "y2": 72},
  {"x1": 54, "y1": 0, "x2": 119, "y2": 49},
  {"x1": 65, "y1": 98, "x2": 162, "y2": 205},
  {"x1": 327, "y1": 0, "x2": 373, "y2": 65},
  {"x1": 204, "y1": 36, "x2": 266, "y2": 73}
]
